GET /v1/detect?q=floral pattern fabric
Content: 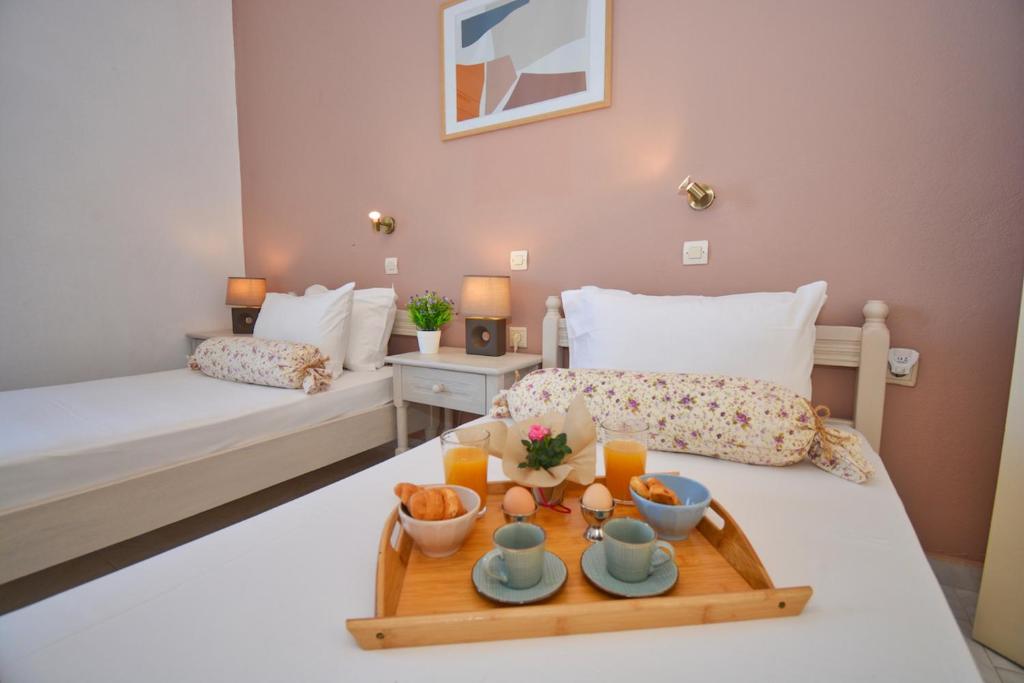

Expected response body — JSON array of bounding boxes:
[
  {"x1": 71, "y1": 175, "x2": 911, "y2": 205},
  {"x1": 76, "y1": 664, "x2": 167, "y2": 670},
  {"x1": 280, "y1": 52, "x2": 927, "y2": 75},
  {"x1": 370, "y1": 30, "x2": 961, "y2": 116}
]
[
  {"x1": 188, "y1": 337, "x2": 331, "y2": 394},
  {"x1": 492, "y1": 368, "x2": 872, "y2": 483}
]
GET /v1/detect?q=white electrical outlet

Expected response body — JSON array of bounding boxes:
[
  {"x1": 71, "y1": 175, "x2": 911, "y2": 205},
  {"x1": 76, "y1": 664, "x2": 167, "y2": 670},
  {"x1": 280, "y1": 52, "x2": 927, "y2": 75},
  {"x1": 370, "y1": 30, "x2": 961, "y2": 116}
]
[
  {"x1": 682, "y1": 240, "x2": 709, "y2": 265},
  {"x1": 886, "y1": 348, "x2": 920, "y2": 387},
  {"x1": 384, "y1": 257, "x2": 398, "y2": 274},
  {"x1": 510, "y1": 250, "x2": 528, "y2": 271},
  {"x1": 509, "y1": 326, "x2": 527, "y2": 349}
]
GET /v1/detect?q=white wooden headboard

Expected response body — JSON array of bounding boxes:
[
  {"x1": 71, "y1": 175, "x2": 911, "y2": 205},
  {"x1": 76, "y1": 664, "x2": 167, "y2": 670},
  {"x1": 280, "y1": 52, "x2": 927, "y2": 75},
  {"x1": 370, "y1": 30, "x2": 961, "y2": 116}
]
[
  {"x1": 392, "y1": 310, "x2": 418, "y2": 337},
  {"x1": 541, "y1": 296, "x2": 891, "y2": 451}
]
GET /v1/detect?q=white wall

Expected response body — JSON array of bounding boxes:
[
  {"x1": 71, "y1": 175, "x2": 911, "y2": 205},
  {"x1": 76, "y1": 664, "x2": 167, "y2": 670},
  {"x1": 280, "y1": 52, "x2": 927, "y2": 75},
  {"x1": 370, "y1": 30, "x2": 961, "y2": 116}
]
[{"x1": 0, "y1": 0, "x2": 244, "y2": 390}]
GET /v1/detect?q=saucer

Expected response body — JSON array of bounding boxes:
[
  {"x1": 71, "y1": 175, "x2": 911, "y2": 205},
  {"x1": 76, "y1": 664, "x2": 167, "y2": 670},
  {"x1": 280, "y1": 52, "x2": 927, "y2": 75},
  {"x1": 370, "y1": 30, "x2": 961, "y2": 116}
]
[
  {"x1": 580, "y1": 543, "x2": 679, "y2": 598},
  {"x1": 472, "y1": 551, "x2": 568, "y2": 605}
]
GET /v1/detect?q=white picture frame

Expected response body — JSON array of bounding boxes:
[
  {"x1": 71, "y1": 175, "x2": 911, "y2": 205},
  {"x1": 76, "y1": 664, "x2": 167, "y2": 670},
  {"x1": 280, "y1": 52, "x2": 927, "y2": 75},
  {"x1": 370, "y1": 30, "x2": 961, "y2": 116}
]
[{"x1": 440, "y1": 0, "x2": 612, "y2": 140}]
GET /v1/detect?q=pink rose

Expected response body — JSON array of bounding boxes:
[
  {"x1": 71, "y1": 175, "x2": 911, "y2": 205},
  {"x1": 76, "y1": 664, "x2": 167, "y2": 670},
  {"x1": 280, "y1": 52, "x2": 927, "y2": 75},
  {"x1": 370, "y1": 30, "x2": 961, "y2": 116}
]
[{"x1": 528, "y1": 424, "x2": 551, "y2": 441}]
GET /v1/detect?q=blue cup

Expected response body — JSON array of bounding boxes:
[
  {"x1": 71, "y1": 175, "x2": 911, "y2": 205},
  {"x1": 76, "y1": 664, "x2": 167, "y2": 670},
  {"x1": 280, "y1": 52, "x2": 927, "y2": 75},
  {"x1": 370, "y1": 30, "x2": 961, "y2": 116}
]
[
  {"x1": 483, "y1": 523, "x2": 546, "y2": 589},
  {"x1": 602, "y1": 518, "x2": 675, "y2": 583}
]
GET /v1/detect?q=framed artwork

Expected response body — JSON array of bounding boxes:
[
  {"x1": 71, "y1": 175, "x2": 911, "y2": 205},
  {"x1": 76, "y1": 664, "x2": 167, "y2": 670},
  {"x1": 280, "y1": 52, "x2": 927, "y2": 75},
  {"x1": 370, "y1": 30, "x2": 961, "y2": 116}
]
[{"x1": 440, "y1": 0, "x2": 612, "y2": 141}]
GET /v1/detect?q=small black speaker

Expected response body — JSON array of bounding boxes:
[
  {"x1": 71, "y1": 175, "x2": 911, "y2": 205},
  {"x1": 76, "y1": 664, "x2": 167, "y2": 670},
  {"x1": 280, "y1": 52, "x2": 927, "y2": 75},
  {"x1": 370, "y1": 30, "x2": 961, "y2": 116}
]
[
  {"x1": 231, "y1": 307, "x2": 261, "y2": 334},
  {"x1": 465, "y1": 317, "x2": 507, "y2": 356}
]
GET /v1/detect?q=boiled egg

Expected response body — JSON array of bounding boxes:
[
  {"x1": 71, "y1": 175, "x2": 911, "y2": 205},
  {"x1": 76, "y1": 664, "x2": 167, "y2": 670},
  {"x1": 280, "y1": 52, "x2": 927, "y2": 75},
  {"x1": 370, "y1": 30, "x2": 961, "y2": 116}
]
[
  {"x1": 581, "y1": 483, "x2": 614, "y2": 510},
  {"x1": 502, "y1": 486, "x2": 536, "y2": 515}
]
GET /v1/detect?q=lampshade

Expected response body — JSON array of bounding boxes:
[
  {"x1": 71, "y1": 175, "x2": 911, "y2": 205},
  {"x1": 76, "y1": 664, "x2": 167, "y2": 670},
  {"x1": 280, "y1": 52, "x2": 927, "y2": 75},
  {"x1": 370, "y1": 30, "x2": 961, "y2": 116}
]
[
  {"x1": 460, "y1": 275, "x2": 511, "y2": 318},
  {"x1": 225, "y1": 277, "x2": 267, "y2": 307}
]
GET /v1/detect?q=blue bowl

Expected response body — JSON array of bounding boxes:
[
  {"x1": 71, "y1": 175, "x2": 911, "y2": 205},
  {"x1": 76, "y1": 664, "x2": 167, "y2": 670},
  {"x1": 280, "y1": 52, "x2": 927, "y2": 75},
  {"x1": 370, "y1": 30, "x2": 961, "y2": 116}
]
[{"x1": 630, "y1": 475, "x2": 711, "y2": 541}]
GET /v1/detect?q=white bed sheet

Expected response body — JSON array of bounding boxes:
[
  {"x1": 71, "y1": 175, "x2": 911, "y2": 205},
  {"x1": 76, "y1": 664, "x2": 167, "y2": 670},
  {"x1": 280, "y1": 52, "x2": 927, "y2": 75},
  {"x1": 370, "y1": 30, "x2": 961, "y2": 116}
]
[
  {"x1": 0, "y1": 367, "x2": 393, "y2": 509},
  {"x1": 0, "y1": 422, "x2": 980, "y2": 683}
]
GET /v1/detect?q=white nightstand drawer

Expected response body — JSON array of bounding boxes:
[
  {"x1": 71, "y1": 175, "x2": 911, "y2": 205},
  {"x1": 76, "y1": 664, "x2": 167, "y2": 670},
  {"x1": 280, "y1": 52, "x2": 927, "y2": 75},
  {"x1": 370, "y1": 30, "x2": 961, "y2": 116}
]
[{"x1": 401, "y1": 366, "x2": 486, "y2": 413}]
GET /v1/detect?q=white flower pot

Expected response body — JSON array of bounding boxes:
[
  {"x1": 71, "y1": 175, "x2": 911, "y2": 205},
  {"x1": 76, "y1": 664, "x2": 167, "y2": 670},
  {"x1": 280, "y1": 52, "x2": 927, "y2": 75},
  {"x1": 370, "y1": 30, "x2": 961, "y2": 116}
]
[{"x1": 417, "y1": 330, "x2": 441, "y2": 354}]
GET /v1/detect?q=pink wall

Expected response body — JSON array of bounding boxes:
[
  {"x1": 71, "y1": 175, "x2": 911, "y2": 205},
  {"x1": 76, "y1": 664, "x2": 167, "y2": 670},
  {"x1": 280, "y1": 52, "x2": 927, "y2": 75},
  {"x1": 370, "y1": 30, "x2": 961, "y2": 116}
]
[{"x1": 233, "y1": 0, "x2": 1024, "y2": 561}]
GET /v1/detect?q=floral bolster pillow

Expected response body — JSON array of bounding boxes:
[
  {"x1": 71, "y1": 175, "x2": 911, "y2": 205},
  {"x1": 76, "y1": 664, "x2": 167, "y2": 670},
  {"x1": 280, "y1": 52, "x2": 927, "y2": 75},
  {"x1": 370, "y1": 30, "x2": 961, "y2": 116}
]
[
  {"x1": 188, "y1": 337, "x2": 331, "y2": 394},
  {"x1": 492, "y1": 368, "x2": 872, "y2": 483}
]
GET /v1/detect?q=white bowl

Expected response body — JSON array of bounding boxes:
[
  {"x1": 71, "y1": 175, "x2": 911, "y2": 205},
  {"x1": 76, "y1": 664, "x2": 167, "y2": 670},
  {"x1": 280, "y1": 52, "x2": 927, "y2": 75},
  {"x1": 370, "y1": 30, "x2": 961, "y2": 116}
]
[{"x1": 397, "y1": 485, "x2": 481, "y2": 558}]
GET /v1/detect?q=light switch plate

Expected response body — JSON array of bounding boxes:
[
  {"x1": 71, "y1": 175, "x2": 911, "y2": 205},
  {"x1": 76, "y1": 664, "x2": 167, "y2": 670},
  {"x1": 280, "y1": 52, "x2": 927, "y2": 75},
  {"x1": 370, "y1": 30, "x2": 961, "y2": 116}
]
[
  {"x1": 384, "y1": 257, "x2": 398, "y2": 275},
  {"x1": 510, "y1": 250, "x2": 528, "y2": 271},
  {"x1": 683, "y1": 240, "x2": 709, "y2": 265},
  {"x1": 509, "y1": 326, "x2": 527, "y2": 349}
]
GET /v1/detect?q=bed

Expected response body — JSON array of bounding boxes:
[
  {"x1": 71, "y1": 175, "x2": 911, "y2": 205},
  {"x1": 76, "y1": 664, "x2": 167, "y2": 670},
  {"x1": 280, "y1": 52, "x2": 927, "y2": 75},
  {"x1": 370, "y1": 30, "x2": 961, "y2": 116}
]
[
  {"x1": 0, "y1": 293, "x2": 982, "y2": 682},
  {"x1": 0, "y1": 313, "x2": 426, "y2": 585}
]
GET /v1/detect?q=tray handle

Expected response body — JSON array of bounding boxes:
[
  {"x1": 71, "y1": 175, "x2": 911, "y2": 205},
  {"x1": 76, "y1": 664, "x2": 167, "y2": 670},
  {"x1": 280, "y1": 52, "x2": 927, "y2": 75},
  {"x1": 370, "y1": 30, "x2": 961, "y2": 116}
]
[
  {"x1": 375, "y1": 505, "x2": 412, "y2": 617},
  {"x1": 698, "y1": 499, "x2": 774, "y2": 590}
]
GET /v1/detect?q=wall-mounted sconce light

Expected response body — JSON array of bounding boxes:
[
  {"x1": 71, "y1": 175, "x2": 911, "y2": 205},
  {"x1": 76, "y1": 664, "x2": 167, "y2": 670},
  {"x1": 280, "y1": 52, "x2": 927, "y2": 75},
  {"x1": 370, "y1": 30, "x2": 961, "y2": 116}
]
[
  {"x1": 678, "y1": 176, "x2": 715, "y2": 210},
  {"x1": 368, "y1": 210, "x2": 396, "y2": 234}
]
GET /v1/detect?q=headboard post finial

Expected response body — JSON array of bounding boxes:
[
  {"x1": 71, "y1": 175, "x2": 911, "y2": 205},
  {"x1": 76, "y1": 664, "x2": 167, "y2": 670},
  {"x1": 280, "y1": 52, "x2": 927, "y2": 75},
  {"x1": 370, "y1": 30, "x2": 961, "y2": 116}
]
[
  {"x1": 542, "y1": 295, "x2": 562, "y2": 368},
  {"x1": 863, "y1": 300, "x2": 890, "y2": 327}
]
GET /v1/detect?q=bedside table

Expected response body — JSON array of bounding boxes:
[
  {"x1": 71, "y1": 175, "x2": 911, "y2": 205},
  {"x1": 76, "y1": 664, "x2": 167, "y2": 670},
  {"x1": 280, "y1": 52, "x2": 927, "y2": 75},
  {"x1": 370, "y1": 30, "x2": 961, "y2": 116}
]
[
  {"x1": 186, "y1": 330, "x2": 251, "y2": 354},
  {"x1": 386, "y1": 347, "x2": 542, "y2": 453}
]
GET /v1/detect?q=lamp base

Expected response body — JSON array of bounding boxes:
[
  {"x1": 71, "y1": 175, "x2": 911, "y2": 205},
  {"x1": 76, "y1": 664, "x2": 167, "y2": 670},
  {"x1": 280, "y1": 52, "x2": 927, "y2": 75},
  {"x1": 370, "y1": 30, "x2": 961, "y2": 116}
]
[
  {"x1": 465, "y1": 317, "x2": 506, "y2": 356},
  {"x1": 231, "y1": 307, "x2": 260, "y2": 334}
]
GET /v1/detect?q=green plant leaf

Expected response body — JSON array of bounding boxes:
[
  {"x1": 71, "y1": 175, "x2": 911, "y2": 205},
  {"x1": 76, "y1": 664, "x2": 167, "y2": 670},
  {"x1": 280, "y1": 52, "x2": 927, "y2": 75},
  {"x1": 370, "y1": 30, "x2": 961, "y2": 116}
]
[
  {"x1": 519, "y1": 432, "x2": 573, "y2": 470},
  {"x1": 407, "y1": 292, "x2": 454, "y2": 331}
]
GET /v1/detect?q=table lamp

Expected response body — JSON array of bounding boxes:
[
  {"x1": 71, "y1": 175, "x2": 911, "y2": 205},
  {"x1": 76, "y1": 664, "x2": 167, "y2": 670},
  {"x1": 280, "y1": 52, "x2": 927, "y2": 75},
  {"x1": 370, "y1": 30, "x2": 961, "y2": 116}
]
[
  {"x1": 460, "y1": 275, "x2": 511, "y2": 356},
  {"x1": 225, "y1": 276, "x2": 267, "y2": 334}
]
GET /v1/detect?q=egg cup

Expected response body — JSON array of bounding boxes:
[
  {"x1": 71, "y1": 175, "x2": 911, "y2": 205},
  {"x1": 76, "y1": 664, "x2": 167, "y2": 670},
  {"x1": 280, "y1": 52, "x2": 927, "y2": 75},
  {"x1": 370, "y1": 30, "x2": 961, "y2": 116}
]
[
  {"x1": 501, "y1": 504, "x2": 538, "y2": 525},
  {"x1": 580, "y1": 500, "x2": 616, "y2": 542}
]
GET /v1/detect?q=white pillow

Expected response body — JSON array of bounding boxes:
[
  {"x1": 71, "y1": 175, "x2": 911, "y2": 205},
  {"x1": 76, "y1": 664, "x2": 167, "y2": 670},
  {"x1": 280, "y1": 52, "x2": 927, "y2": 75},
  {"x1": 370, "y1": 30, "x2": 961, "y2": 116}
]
[
  {"x1": 345, "y1": 288, "x2": 397, "y2": 371},
  {"x1": 561, "y1": 281, "x2": 827, "y2": 398},
  {"x1": 304, "y1": 285, "x2": 397, "y2": 371},
  {"x1": 254, "y1": 282, "x2": 355, "y2": 378}
]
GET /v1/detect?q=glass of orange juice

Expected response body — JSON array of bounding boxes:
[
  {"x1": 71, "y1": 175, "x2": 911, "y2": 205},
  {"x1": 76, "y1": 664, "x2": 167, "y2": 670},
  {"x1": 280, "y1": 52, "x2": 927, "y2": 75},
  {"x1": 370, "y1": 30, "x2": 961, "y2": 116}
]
[
  {"x1": 601, "y1": 417, "x2": 648, "y2": 503},
  {"x1": 441, "y1": 429, "x2": 490, "y2": 513}
]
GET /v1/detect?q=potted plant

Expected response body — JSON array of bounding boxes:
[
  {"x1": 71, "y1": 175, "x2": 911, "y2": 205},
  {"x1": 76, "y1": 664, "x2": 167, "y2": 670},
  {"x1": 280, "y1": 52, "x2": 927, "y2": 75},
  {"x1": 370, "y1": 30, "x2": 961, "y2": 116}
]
[
  {"x1": 407, "y1": 291, "x2": 454, "y2": 354},
  {"x1": 519, "y1": 424, "x2": 574, "y2": 507},
  {"x1": 496, "y1": 395, "x2": 596, "y2": 511}
]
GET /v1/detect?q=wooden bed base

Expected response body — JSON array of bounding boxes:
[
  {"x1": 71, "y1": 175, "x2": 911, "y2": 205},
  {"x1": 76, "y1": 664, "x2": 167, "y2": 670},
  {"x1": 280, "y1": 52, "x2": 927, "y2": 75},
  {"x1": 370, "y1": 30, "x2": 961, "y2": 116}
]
[
  {"x1": 0, "y1": 313, "x2": 425, "y2": 585},
  {"x1": 542, "y1": 296, "x2": 891, "y2": 451}
]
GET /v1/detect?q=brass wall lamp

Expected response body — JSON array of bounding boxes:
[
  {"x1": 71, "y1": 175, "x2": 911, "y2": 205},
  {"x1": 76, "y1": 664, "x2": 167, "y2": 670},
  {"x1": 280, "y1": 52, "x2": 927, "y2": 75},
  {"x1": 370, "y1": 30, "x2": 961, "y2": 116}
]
[
  {"x1": 368, "y1": 210, "x2": 396, "y2": 234},
  {"x1": 678, "y1": 176, "x2": 715, "y2": 210}
]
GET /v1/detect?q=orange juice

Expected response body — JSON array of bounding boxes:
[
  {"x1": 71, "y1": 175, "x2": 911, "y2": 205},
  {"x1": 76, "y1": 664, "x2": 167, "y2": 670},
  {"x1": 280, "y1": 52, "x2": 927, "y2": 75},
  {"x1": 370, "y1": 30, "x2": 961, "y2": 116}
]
[
  {"x1": 443, "y1": 446, "x2": 489, "y2": 504},
  {"x1": 604, "y1": 439, "x2": 647, "y2": 501}
]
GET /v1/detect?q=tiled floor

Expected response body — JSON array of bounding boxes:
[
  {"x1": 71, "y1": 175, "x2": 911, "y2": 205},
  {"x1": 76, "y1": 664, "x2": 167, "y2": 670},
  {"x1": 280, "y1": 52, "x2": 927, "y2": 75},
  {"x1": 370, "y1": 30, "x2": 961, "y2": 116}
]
[
  {"x1": 0, "y1": 439, "x2": 408, "y2": 615},
  {"x1": 929, "y1": 555, "x2": 1024, "y2": 682}
]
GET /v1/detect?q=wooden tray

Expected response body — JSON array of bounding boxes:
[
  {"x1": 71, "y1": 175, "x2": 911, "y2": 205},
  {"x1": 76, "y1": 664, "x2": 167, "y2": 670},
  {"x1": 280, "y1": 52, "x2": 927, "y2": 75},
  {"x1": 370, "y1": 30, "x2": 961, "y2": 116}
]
[{"x1": 347, "y1": 478, "x2": 812, "y2": 649}]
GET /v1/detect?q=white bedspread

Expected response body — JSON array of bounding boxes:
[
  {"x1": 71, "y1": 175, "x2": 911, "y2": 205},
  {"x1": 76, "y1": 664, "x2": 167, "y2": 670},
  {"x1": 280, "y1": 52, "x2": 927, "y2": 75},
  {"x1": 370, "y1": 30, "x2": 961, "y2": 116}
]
[
  {"x1": 0, "y1": 424, "x2": 980, "y2": 683},
  {"x1": 0, "y1": 367, "x2": 393, "y2": 509}
]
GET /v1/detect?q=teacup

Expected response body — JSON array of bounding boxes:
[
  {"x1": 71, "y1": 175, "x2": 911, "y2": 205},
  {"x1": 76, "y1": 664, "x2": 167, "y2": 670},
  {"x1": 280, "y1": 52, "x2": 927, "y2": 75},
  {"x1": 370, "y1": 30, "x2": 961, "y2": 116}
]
[
  {"x1": 483, "y1": 523, "x2": 546, "y2": 589},
  {"x1": 602, "y1": 518, "x2": 676, "y2": 583}
]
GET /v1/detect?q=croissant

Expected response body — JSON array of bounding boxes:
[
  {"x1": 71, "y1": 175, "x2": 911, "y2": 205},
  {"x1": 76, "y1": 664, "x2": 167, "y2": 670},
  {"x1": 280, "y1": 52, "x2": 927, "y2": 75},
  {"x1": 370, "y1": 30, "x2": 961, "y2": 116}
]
[
  {"x1": 394, "y1": 482, "x2": 420, "y2": 507},
  {"x1": 408, "y1": 489, "x2": 444, "y2": 520},
  {"x1": 407, "y1": 487, "x2": 467, "y2": 520},
  {"x1": 439, "y1": 487, "x2": 466, "y2": 519}
]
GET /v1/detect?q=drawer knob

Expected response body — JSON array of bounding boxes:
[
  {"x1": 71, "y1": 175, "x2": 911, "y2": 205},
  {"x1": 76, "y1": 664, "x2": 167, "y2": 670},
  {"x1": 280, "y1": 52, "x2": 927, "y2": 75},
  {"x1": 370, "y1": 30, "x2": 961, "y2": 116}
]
[{"x1": 431, "y1": 383, "x2": 445, "y2": 393}]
